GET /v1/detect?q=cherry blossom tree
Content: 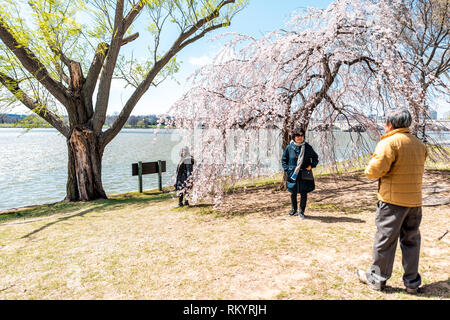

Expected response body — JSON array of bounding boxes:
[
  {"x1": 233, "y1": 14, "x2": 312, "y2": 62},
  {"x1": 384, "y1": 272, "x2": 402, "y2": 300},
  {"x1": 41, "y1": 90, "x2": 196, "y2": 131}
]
[
  {"x1": 163, "y1": 0, "x2": 448, "y2": 204},
  {"x1": 387, "y1": 0, "x2": 449, "y2": 139}
]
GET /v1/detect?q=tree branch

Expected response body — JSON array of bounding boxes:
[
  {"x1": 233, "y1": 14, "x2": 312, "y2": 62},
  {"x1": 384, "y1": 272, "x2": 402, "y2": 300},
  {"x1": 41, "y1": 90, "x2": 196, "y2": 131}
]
[
  {"x1": 83, "y1": 42, "x2": 109, "y2": 110},
  {"x1": 123, "y1": 1, "x2": 146, "y2": 32},
  {"x1": 49, "y1": 43, "x2": 72, "y2": 68},
  {"x1": 291, "y1": 58, "x2": 342, "y2": 124},
  {"x1": 0, "y1": 16, "x2": 71, "y2": 107},
  {"x1": 27, "y1": 0, "x2": 73, "y2": 84},
  {"x1": 92, "y1": 0, "x2": 125, "y2": 133},
  {"x1": 178, "y1": 22, "x2": 230, "y2": 51},
  {"x1": 0, "y1": 71, "x2": 69, "y2": 137},
  {"x1": 121, "y1": 32, "x2": 139, "y2": 46}
]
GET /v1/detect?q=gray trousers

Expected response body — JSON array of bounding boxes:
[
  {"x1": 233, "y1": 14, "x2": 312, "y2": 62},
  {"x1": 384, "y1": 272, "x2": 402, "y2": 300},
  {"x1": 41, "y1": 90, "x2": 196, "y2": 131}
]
[{"x1": 367, "y1": 201, "x2": 422, "y2": 289}]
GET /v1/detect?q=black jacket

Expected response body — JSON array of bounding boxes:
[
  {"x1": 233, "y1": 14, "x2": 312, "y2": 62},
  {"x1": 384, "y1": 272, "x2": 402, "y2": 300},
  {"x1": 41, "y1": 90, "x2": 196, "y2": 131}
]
[
  {"x1": 175, "y1": 157, "x2": 194, "y2": 192},
  {"x1": 281, "y1": 142, "x2": 319, "y2": 194}
]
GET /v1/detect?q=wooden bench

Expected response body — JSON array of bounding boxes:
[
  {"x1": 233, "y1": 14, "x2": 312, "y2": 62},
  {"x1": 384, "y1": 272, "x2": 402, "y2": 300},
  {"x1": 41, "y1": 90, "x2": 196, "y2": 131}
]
[{"x1": 132, "y1": 160, "x2": 167, "y2": 193}]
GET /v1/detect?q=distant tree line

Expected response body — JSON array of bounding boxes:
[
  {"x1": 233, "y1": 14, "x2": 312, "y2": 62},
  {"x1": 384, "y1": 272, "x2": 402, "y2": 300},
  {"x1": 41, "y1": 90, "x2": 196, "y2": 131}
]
[
  {"x1": 0, "y1": 113, "x2": 164, "y2": 128},
  {"x1": 0, "y1": 113, "x2": 27, "y2": 124},
  {"x1": 105, "y1": 114, "x2": 160, "y2": 128}
]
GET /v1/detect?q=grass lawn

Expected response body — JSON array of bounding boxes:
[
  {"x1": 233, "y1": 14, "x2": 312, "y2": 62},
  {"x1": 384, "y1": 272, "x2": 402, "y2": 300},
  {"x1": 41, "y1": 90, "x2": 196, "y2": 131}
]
[{"x1": 0, "y1": 171, "x2": 448, "y2": 300}]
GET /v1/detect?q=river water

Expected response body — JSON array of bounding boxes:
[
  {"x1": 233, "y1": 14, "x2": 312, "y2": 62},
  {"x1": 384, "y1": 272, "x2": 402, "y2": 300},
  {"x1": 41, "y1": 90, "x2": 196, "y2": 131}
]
[
  {"x1": 0, "y1": 128, "x2": 448, "y2": 211},
  {"x1": 0, "y1": 128, "x2": 185, "y2": 211}
]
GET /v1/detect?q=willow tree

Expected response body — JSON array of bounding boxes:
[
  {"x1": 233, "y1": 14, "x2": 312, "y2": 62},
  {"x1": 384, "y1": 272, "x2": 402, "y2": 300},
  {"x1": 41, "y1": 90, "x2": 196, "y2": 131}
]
[{"x1": 0, "y1": 0, "x2": 246, "y2": 201}]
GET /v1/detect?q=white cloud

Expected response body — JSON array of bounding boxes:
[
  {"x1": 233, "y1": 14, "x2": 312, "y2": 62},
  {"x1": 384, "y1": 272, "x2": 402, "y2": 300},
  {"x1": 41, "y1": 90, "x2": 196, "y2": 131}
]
[{"x1": 188, "y1": 56, "x2": 213, "y2": 66}]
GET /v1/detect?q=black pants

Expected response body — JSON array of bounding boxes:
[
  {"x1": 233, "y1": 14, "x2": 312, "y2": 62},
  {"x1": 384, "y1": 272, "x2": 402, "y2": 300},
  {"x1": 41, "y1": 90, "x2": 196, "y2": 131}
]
[
  {"x1": 291, "y1": 193, "x2": 307, "y2": 212},
  {"x1": 178, "y1": 194, "x2": 189, "y2": 205},
  {"x1": 367, "y1": 201, "x2": 422, "y2": 288}
]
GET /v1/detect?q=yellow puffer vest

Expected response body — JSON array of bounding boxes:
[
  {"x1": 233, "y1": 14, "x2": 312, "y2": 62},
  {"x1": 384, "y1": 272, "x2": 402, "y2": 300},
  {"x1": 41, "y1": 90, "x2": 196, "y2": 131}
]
[{"x1": 365, "y1": 128, "x2": 428, "y2": 207}]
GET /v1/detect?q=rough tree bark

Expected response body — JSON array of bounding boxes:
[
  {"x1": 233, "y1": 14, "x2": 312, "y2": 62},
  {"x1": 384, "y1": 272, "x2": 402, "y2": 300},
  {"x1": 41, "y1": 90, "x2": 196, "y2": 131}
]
[
  {"x1": 69, "y1": 126, "x2": 107, "y2": 201},
  {"x1": 65, "y1": 140, "x2": 80, "y2": 202}
]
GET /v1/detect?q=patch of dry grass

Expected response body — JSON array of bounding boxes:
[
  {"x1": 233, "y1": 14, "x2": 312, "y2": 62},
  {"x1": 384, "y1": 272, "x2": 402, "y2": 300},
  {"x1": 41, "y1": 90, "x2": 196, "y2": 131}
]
[{"x1": 0, "y1": 171, "x2": 448, "y2": 300}]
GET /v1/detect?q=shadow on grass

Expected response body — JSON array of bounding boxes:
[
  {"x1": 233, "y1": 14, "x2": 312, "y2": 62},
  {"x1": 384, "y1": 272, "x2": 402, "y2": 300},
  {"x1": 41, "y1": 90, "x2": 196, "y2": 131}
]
[
  {"x1": 383, "y1": 279, "x2": 450, "y2": 299},
  {"x1": 10, "y1": 191, "x2": 175, "y2": 239},
  {"x1": 188, "y1": 204, "x2": 214, "y2": 209},
  {"x1": 305, "y1": 215, "x2": 365, "y2": 224},
  {"x1": 313, "y1": 181, "x2": 375, "y2": 204},
  {"x1": 418, "y1": 279, "x2": 450, "y2": 299},
  {"x1": 307, "y1": 200, "x2": 373, "y2": 214},
  {"x1": 7, "y1": 191, "x2": 175, "y2": 238},
  {"x1": 197, "y1": 175, "x2": 376, "y2": 219},
  {"x1": 0, "y1": 190, "x2": 174, "y2": 225},
  {"x1": 96, "y1": 191, "x2": 173, "y2": 210},
  {"x1": 226, "y1": 183, "x2": 278, "y2": 194},
  {"x1": 20, "y1": 206, "x2": 98, "y2": 239},
  {"x1": 219, "y1": 172, "x2": 379, "y2": 218}
]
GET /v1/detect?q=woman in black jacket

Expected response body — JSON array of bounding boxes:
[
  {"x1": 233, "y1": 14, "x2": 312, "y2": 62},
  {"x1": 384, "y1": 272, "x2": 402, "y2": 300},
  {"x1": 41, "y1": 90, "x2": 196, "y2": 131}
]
[
  {"x1": 281, "y1": 129, "x2": 319, "y2": 219},
  {"x1": 174, "y1": 147, "x2": 194, "y2": 207}
]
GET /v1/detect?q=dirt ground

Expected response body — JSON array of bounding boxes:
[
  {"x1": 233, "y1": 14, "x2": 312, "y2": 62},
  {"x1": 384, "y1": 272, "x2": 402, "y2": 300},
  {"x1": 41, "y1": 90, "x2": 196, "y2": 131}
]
[
  {"x1": 219, "y1": 170, "x2": 450, "y2": 217},
  {"x1": 0, "y1": 171, "x2": 448, "y2": 300}
]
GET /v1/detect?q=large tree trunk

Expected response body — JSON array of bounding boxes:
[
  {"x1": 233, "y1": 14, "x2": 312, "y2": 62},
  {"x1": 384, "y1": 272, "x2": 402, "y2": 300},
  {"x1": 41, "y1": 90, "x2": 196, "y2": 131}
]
[
  {"x1": 65, "y1": 140, "x2": 80, "y2": 202},
  {"x1": 410, "y1": 102, "x2": 421, "y2": 136},
  {"x1": 410, "y1": 79, "x2": 428, "y2": 137},
  {"x1": 68, "y1": 126, "x2": 107, "y2": 201}
]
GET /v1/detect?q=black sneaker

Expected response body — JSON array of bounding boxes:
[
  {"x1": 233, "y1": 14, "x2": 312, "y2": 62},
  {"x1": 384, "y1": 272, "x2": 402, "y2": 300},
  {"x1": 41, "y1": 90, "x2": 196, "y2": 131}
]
[
  {"x1": 298, "y1": 210, "x2": 306, "y2": 219},
  {"x1": 176, "y1": 203, "x2": 184, "y2": 208},
  {"x1": 289, "y1": 210, "x2": 298, "y2": 216},
  {"x1": 184, "y1": 200, "x2": 189, "y2": 206}
]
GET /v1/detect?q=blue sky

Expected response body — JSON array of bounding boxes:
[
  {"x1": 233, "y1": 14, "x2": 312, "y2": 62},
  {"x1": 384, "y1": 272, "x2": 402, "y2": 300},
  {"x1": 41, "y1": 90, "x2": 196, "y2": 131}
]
[
  {"x1": 13, "y1": 0, "x2": 336, "y2": 116},
  {"x1": 109, "y1": 0, "x2": 335, "y2": 116},
  {"x1": 10, "y1": 0, "x2": 448, "y2": 118}
]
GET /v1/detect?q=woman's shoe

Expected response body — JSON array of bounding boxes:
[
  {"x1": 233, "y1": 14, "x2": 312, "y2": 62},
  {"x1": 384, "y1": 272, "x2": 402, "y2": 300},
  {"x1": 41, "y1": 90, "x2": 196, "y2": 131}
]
[
  {"x1": 298, "y1": 210, "x2": 306, "y2": 219},
  {"x1": 289, "y1": 210, "x2": 298, "y2": 216}
]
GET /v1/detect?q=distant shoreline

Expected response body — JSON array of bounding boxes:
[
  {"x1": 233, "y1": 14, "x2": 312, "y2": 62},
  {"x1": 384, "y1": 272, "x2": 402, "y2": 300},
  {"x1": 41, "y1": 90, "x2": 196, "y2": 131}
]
[
  {"x1": 2, "y1": 124, "x2": 449, "y2": 132},
  {"x1": 0, "y1": 124, "x2": 166, "y2": 129}
]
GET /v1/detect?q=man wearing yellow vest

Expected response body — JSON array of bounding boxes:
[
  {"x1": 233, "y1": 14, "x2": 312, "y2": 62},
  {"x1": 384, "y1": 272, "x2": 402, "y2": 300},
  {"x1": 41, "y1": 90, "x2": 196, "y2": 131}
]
[{"x1": 357, "y1": 108, "x2": 428, "y2": 294}]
